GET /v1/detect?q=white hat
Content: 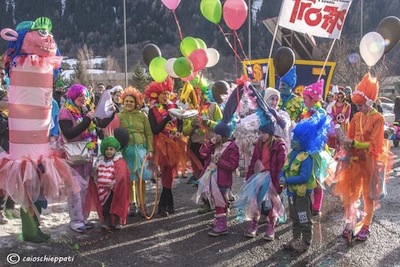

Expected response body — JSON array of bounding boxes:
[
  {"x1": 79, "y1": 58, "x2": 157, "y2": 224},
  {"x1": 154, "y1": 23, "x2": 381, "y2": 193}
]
[{"x1": 110, "y1": 85, "x2": 123, "y2": 94}]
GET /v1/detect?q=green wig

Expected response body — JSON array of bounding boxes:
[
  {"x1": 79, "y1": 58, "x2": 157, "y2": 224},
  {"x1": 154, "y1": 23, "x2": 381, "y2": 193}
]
[{"x1": 101, "y1": 136, "x2": 121, "y2": 156}]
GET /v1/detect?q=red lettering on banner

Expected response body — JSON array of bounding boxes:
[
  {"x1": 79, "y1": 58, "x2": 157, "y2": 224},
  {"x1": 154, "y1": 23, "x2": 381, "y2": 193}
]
[{"x1": 288, "y1": 0, "x2": 347, "y2": 35}]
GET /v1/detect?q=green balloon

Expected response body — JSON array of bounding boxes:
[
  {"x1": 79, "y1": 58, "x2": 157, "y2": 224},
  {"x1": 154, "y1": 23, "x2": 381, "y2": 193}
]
[
  {"x1": 200, "y1": 0, "x2": 222, "y2": 25},
  {"x1": 173, "y1": 57, "x2": 191, "y2": 78},
  {"x1": 196, "y1": 38, "x2": 207, "y2": 50},
  {"x1": 149, "y1": 56, "x2": 168, "y2": 82},
  {"x1": 180, "y1": 37, "x2": 200, "y2": 57}
]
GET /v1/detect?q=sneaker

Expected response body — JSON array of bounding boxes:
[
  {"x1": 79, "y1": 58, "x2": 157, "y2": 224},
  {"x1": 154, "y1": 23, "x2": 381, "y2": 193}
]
[
  {"x1": 290, "y1": 239, "x2": 310, "y2": 252},
  {"x1": 244, "y1": 219, "x2": 258, "y2": 238},
  {"x1": 114, "y1": 224, "x2": 123, "y2": 230},
  {"x1": 197, "y1": 203, "x2": 212, "y2": 214},
  {"x1": 128, "y1": 203, "x2": 138, "y2": 217},
  {"x1": 355, "y1": 225, "x2": 370, "y2": 241},
  {"x1": 72, "y1": 226, "x2": 87, "y2": 233},
  {"x1": 101, "y1": 224, "x2": 111, "y2": 231},
  {"x1": 208, "y1": 215, "x2": 228, "y2": 237},
  {"x1": 342, "y1": 228, "x2": 353, "y2": 239},
  {"x1": 158, "y1": 207, "x2": 169, "y2": 217},
  {"x1": 263, "y1": 221, "x2": 275, "y2": 241}
]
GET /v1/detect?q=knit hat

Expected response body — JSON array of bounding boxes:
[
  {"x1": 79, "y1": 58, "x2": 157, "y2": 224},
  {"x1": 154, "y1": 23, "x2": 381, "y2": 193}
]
[
  {"x1": 352, "y1": 73, "x2": 379, "y2": 107},
  {"x1": 214, "y1": 122, "x2": 233, "y2": 138},
  {"x1": 303, "y1": 79, "x2": 324, "y2": 101},
  {"x1": 144, "y1": 76, "x2": 174, "y2": 101},
  {"x1": 263, "y1": 87, "x2": 280, "y2": 104},
  {"x1": 101, "y1": 136, "x2": 121, "y2": 156}
]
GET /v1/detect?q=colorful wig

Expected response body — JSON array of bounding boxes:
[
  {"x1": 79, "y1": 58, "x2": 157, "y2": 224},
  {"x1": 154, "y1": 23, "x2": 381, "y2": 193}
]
[
  {"x1": 100, "y1": 136, "x2": 121, "y2": 156},
  {"x1": 121, "y1": 86, "x2": 144, "y2": 109},
  {"x1": 66, "y1": 84, "x2": 88, "y2": 103},
  {"x1": 144, "y1": 76, "x2": 174, "y2": 101}
]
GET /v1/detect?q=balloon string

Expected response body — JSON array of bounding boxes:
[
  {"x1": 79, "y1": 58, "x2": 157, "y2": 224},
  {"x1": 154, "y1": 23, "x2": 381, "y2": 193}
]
[
  {"x1": 234, "y1": 31, "x2": 249, "y2": 61},
  {"x1": 173, "y1": 11, "x2": 183, "y2": 41},
  {"x1": 234, "y1": 34, "x2": 239, "y2": 78},
  {"x1": 217, "y1": 24, "x2": 242, "y2": 62}
]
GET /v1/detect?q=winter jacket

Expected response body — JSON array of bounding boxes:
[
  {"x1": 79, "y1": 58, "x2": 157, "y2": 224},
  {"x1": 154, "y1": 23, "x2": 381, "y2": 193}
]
[
  {"x1": 199, "y1": 140, "x2": 239, "y2": 188},
  {"x1": 246, "y1": 137, "x2": 287, "y2": 193}
]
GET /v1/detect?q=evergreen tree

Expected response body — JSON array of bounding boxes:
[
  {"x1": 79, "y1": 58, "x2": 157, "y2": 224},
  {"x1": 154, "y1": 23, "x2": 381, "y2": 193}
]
[{"x1": 131, "y1": 62, "x2": 151, "y2": 92}]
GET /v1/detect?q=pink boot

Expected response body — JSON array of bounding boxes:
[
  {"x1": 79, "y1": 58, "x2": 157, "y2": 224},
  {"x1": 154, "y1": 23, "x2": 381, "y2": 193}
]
[
  {"x1": 263, "y1": 220, "x2": 275, "y2": 241},
  {"x1": 244, "y1": 218, "x2": 259, "y2": 238},
  {"x1": 209, "y1": 214, "x2": 228, "y2": 237}
]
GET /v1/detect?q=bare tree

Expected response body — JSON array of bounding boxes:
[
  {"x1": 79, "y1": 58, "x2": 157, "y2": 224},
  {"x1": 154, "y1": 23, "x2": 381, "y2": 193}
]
[
  {"x1": 103, "y1": 55, "x2": 121, "y2": 72},
  {"x1": 320, "y1": 37, "x2": 394, "y2": 90},
  {"x1": 71, "y1": 45, "x2": 93, "y2": 87}
]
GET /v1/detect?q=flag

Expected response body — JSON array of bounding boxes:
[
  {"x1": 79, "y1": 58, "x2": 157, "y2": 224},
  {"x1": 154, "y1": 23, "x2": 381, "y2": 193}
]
[{"x1": 277, "y1": 0, "x2": 353, "y2": 39}]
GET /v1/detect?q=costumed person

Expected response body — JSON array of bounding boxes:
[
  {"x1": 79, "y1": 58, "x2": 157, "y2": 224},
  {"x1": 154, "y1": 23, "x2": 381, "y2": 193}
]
[
  {"x1": 334, "y1": 73, "x2": 393, "y2": 241},
  {"x1": 263, "y1": 87, "x2": 292, "y2": 150},
  {"x1": 145, "y1": 77, "x2": 187, "y2": 217},
  {"x1": 329, "y1": 90, "x2": 351, "y2": 149},
  {"x1": 0, "y1": 17, "x2": 81, "y2": 242},
  {"x1": 324, "y1": 91, "x2": 335, "y2": 114},
  {"x1": 238, "y1": 128, "x2": 286, "y2": 240},
  {"x1": 59, "y1": 84, "x2": 115, "y2": 233},
  {"x1": 280, "y1": 111, "x2": 330, "y2": 252},
  {"x1": 117, "y1": 86, "x2": 153, "y2": 217},
  {"x1": 182, "y1": 79, "x2": 223, "y2": 214},
  {"x1": 300, "y1": 79, "x2": 332, "y2": 218},
  {"x1": 92, "y1": 136, "x2": 130, "y2": 230},
  {"x1": 277, "y1": 66, "x2": 304, "y2": 123},
  {"x1": 196, "y1": 129, "x2": 239, "y2": 237}
]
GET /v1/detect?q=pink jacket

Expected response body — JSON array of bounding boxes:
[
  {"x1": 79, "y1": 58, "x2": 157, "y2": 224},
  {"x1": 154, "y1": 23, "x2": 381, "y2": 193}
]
[
  {"x1": 199, "y1": 140, "x2": 240, "y2": 188},
  {"x1": 246, "y1": 137, "x2": 287, "y2": 193}
]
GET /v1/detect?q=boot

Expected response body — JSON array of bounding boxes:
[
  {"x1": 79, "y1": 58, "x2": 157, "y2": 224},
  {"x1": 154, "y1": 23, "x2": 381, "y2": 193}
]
[
  {"x1": 263, "y1": 220, "x2": 275, "y2": 241},
  {"x1": 20, "y1": 208, "x2": 49, "y2": 243},
  {"x1": 166, "y1": 189, "x2": 175, "y2": 214},
  {"x1": 244, "y1": 218, "x2": 259, "y2": 238},
  {"x1": 158, "y1": 188, "x2": 169, "y2": 217},
  {"x1": 208, "y1": 214, "x2": 228, "y2": 237},
  {"x1": 33, "y1": 203, "x2": 51, "y2": 240}
]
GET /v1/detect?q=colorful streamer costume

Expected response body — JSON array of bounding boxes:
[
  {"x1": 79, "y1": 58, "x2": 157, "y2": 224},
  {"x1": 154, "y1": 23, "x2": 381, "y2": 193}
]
[
  {"x1": 334, "y1": 73, "x2": 393, "y2": 241},
  {"x1": 0, "y1": 18, "x2": 80, "y2": 242}
]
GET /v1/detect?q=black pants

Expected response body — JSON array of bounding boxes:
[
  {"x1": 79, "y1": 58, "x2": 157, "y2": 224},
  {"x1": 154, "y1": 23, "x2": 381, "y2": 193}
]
[{"x1": 103, "y1": 191, "x2": 114, "y2": 224}]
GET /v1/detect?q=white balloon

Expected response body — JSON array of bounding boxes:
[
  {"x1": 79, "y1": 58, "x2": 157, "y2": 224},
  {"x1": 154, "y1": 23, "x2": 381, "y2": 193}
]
[
  {"x1": 359, "y1": 32, "x2": 385, "y2": 67},
  {"x1": 165, "y1": 58, "x2": 179, "y2": 78},
  {"x1": 205, "y1": 48, "x2": 220, "y2": 68}
]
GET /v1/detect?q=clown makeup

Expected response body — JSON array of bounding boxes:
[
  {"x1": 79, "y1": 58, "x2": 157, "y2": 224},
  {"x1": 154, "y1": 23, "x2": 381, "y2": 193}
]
[
  {"x1": 104, "y1": 146, "x2": 117, "y2": 158},
  {"x1": 158, "y1": 91, "x2": 170, "y2": 105},
  {"x1": 279, "y1": 81, "x2": 292, "y2": 96},
  {"x1": 123, "y1": 95, "x2": 136, "y2": 112},
  {"x1": 267, "y1": 95, "x2": 279, "y2": 109}
]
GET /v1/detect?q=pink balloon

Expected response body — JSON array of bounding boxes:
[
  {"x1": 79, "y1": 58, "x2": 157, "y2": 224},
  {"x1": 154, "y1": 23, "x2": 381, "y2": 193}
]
[
  {"x1": 181, "y1": 71, "x2": 199, "y2": 82},
  {"x1": 223, "y1": 0, "x2": 248, "y2": 31},
  {"x1": 161, "y1": 0, "x2": 181, "y2": 11},
  {"x1": 188, "y1": 49, "x2": 208, "y2": 72}
]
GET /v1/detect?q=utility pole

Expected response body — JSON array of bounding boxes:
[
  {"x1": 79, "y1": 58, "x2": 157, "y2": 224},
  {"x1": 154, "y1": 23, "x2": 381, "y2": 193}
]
[
  {"x1": 360, "y1": 0, "x2": 363, "y2": 38},
  {"x1": 123, "y1": 0, "x2": 128, "y2": 87},
  {"x1": 248, "y1": 0, "x2": 251, "y2": 59}
]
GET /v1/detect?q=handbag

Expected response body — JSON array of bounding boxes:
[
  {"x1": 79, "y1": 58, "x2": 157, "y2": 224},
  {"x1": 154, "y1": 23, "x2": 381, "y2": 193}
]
[{"x1": 63, "y1": 140, "x2": 91, "y2": 165}]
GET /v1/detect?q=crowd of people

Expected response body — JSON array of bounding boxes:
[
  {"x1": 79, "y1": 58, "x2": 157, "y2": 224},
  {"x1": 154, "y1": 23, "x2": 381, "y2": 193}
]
[{"x1": 0, "y1": 67, "x2": 395, "y2": 252}]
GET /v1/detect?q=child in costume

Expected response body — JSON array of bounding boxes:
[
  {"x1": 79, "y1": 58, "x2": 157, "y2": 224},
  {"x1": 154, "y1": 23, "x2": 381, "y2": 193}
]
[
  {"x1": 334, "y1": 73, "x2": 393, "y2": 241},
  {"x1": 238, "y1": 126, "x2": 286, "y2": 240},
  {"x1": 280, "y1": 106, "x2": 330, "y2": 252},
  {"x1": 300, "y1": 80, "x2": 331, "y2": 218},
  {"x1": 196, "y1": 124, "x2": 239, "y2": 237},
  {"x1": 92, "y1": 136, "x2": 130, "y2": 230}
]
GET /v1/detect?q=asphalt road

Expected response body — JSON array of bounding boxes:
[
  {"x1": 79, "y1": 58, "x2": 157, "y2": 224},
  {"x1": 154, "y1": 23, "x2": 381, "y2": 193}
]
[{"x1": 1, "y1": 145, "x2": 399, "y2": 267}]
